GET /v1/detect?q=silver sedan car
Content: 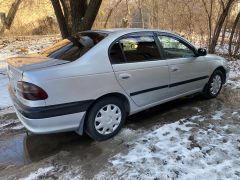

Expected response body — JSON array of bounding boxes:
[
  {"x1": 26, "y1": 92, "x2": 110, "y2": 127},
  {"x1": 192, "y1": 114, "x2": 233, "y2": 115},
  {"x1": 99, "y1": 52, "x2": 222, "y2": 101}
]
[{"x1": 7, "y1": 28, "x2": 229, "y2": 141}]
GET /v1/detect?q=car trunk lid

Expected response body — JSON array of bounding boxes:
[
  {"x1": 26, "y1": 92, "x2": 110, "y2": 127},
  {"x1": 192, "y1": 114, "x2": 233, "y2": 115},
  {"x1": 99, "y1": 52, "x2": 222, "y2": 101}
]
[
  {"x1": 7, "y1": 55, "x2": 69, "y2": 96},
  {"x1": 7, "y1": 55, "x2": 69, "y2": 71}
]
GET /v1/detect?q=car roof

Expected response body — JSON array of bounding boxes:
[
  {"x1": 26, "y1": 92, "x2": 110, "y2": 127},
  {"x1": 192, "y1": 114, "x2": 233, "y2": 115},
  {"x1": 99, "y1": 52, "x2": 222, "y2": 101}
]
[
  {"x1": 88, "y1": 28, "x2": 174, "y2": 35},
  {"x1": 81, "y1": 28, "x2": 194, "y2": 48}
]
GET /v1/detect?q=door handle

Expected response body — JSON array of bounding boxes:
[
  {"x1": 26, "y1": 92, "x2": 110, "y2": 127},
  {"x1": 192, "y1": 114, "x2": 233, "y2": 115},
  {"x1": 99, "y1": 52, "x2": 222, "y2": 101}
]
[
  {"x1": 171, "y1": 67, "x2": 179, "y2": 72},
  {"x1": 119, "y1": 73, "x2": 132, "y2": 79}
]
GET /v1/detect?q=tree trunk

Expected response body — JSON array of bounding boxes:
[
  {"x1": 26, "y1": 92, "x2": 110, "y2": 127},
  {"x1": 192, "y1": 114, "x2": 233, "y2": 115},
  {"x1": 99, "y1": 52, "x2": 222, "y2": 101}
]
[
  {"x1": 228, "y1": 11, "x2": 240, "y2": 57},
  {"x1": 209, "y1": 0, "x2": 235, "y2": 53},
  {"x1": 233, "y1": 31, "x2": 240, "y2": 57},
  {"x1": 152, "y1": 0, "x2": 159, "y2": 28},
  {"x1": 202, "y1": 0, "x2": 213, "y2": 50},
  {"x1": 59, "y1": 0, "x2": 72, "y2": 33},
  {"x1": 51, "y1": 0, "x2": 102, "y2": 38},
  {"x1": 220, "y1": 14, "x2": 229, "y2": 46},
  {"x1": 51, "y1": 0, "x2": 69, "y2": 38},
  {"x1": 79, "y1": 0, "x2": 102, "y2": 31},
  {"x1": 70, "y1": 0, "x2": 87, "y2": 34},
  {"x1": 138, "y1": 0, "x2": 144, "y2": 28}
]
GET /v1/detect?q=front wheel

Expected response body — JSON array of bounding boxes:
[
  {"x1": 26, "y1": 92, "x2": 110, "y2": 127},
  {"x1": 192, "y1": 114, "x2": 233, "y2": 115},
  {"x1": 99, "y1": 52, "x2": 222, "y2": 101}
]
[
  {"x1": 203, "y1": 70, "x2": 224, "y2": 99},
  {"x1": 85, "y1": 97, "x2": 126, "y2": 141}
]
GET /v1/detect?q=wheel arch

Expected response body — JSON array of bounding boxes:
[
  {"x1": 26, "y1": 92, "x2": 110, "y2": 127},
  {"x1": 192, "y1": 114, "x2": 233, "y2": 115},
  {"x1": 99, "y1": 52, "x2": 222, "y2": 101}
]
[
  {"x1": 214, "y1": 66, "x2": 226, "y2": 84},
  {"x1": 93, "y1": 92, "x2": 130, "y2": 115},
  {"x1": 76, "y1": 92, "x2": 130, "y2": 136},
  {"x1": 80, "y1": 92, "x2": 130, "y2": 136}
]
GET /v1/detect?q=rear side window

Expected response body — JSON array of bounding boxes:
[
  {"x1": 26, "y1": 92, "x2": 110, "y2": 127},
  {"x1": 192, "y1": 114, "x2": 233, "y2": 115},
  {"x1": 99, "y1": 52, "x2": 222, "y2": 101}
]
[
  {"x1": 39, "y1": 32, "x2": 107, "y2": 61},
  {"x1": 110, "y1": 35, "x2": 161, "y2": 64},
  {"x1": 110, "y1": 42, "x2": 126, "y2": 64}
]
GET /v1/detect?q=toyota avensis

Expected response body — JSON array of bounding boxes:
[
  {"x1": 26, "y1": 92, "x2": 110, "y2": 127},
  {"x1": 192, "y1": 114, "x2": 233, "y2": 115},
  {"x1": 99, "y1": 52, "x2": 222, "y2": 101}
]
[{"x1": 7, "y1": 28, "x2": 229, "y2": 141}]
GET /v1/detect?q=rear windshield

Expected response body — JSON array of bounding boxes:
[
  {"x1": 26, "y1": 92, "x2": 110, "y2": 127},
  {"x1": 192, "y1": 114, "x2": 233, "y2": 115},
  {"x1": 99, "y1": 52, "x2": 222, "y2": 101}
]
[{"x1": 39, "y1": 32, "x2": 107, "y2": 61}]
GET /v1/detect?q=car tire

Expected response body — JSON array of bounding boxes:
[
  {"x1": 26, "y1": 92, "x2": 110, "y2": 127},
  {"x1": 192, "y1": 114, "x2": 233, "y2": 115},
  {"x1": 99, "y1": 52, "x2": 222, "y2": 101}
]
[
  {"x1": 85, "y1": 97, "x2": 126, "y2": 141},
  {"x1": 202, "y1": 70, "x2": 224, "y2": 99}
]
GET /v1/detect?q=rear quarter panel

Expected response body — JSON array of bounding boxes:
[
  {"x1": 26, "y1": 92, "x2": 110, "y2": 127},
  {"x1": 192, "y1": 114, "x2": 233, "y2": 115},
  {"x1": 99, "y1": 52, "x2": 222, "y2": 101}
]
[{"x1": 22, "y1": 35, "x2": 137, "y2": 112}]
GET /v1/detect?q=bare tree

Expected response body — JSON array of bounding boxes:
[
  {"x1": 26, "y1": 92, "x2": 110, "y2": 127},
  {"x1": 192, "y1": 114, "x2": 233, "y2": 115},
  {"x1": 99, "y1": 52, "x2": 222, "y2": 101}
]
[
  {"x1": 51, "y1": 0, "x2": 102, "y2": 38},
  {"x1": 202, "y1": 0, "x2": 214, "y2": 49},
  {"x1": 209, "y1": 0, "x2": 235, "y2": 53},
  {"x1": 137, "y1": 0, "x2": 144, "y2": 28},
  {"x1": 229, "y1": 11, "x2": 240, "y2": 57},
  {"x1": 104, "y1": 0, "x2": 123, "y2": 28},
  {"x1": 122, "y1": 0, "x2": 131, "y2": 27},
  {"x1": 220, "y1": 13, "x2": 230, "y2": 46},
  {"x1": 152, "y1": 0, "x2": 159, "y2": 28},
  {"x1": 0, "y1": 0, "x2": 22, "y2": 35}
]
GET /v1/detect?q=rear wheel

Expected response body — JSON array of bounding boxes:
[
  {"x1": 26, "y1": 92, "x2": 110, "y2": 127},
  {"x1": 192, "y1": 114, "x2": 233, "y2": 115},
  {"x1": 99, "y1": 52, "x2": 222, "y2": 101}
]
[
  {"x1": 85, "y1": 97, "x2": 126, "y2": 141},
  {"x1": 203, "y1": 70, "x2": 224, "y2": 98}
]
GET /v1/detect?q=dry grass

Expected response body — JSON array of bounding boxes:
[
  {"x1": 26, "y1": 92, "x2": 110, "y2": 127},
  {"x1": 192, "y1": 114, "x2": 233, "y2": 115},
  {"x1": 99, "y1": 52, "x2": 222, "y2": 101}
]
[{"x1": 0, "y1": 0, "x2": 58, "y2": 36}]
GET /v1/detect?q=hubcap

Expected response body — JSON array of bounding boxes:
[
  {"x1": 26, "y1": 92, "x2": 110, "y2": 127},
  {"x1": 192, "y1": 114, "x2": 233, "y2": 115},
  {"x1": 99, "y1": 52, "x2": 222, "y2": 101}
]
[
  {"x1": 210, "y1": 75, "x2": 222, "y2": 95},
  {"x1": 94, "y1": 104, "x2": 122, "y2": 135}
]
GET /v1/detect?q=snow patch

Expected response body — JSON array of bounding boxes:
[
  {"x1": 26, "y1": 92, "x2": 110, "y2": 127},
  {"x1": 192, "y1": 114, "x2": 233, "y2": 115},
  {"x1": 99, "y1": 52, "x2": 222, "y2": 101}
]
[
  {"x1": 212, "y1": 111, "x2": 224, "y2": 120},
  {"x1": 0, "y1": 75, "x2": 12, "y2": 109},
  {"x1": 232, "y1": 112, "x2": 238, "y2": 116},
  {"x1": 12, "y1": 124, "x2": 24, "y2": 130},
  {"x1": 193, "y1": 107, "x2": 202, "y2": 112},
  {"x1": 0, "y1": 121, "x2": 13, "y2": 128},
  {"x1": 227, "y1": 79, "x2": 240, "y2": 90},
  {"x1": 96, "y1": 114, "x2": 240, "y2": 179},
  {"x1": 19, "y1": 166, "x2": 54, "y2": 180},
  {"x1": 228, "y1": 60, "x2": 240, "y2": 79}
]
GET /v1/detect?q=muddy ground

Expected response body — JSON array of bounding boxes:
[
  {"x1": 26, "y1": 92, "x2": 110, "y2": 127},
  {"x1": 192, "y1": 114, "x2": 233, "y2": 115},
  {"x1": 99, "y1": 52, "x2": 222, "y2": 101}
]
[
  {"x1": 0, "y1": 84, "x2": 239, "y2": 179},
  {"x1": 0, "y1": 37, "x2": 240, "y2": 179}
]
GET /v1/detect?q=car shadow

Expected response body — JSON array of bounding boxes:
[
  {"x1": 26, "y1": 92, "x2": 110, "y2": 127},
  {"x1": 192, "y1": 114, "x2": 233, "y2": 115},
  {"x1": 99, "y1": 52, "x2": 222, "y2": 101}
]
[
  {"x1": 126, "y1": 95, "x2": 205, "y2": 129},
  {"x1": 22, "y1": 95, "x2": 206, "y2": 164}
]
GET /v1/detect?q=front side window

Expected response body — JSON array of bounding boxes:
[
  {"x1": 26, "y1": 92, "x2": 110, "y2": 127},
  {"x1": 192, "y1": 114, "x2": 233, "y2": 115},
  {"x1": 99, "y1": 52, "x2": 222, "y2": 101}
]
[
  {"x1": 158, "y1": 36, "x2": 195, "y2": 59},
  {"x1": 110, "y1": 35, "x2": 161, "y2": 64}
]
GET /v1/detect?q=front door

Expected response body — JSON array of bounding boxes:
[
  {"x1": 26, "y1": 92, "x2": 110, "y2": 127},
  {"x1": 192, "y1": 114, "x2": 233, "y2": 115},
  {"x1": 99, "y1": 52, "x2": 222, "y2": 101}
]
[
  {"x1": 157, "y1": 34, "x2": 209, "y2": 97},
  {"x1": 109, "y1": 32, "x2": 170, "y2": 107}
]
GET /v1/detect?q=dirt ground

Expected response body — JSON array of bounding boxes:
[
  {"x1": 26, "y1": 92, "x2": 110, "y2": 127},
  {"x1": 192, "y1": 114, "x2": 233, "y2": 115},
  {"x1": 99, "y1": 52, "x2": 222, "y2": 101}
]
[{"x1": 0, "y1": 84, "x2": 239, "y2": 179}]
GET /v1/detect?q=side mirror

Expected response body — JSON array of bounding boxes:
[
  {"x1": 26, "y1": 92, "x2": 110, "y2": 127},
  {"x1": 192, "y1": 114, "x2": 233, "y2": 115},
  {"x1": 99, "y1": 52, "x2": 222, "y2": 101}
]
[{"x1": 197, "y1": 48, "x2": 207, "y2": 56}]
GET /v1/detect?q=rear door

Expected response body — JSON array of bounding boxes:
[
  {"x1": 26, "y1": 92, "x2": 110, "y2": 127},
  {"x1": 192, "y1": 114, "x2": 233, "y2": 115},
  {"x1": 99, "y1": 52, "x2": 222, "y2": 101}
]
[
  {"x1": 110, "y1": 32, "x2": 170, "y2": 107},
  {"x1": 157, "y1": 34, "x2": 209, "y2": 97}
]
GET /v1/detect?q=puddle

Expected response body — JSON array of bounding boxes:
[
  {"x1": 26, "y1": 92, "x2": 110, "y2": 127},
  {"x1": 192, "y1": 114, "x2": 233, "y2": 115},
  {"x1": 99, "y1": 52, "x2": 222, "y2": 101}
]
[
  {"x1": 25, "y1": 132, "x2": 97, "y2": 162},
  {"x1": 0, "y1": 132, "x2": 94, "y2": 166},
  {"x1": 0, "y1": 134, "x2": 28, "y2": 166}
]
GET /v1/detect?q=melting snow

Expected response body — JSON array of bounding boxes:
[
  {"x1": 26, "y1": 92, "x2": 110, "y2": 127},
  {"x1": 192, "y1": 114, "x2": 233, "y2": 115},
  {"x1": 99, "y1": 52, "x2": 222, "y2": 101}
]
[
  {"x1": 96, "y1": 114, "x2": 240, "y2": 179},
  {"x1": 19, "y1": 166, "x2": 54, "y2": 180},
  {"x1": 212, "y1": 111, "x2": 224, "y2": 120},
  {"x1": 11, "y1": 124, "x2": 24, "y2": 130},
  {"x1": 228, "y1": 60, "x2": 240, "y2": 79},
  {"x1": 227, "y1": 79, "x2": 240, "y2": 90},
  {"x1": 0, "y1": 75, "x2": 12, "y2": 109}
]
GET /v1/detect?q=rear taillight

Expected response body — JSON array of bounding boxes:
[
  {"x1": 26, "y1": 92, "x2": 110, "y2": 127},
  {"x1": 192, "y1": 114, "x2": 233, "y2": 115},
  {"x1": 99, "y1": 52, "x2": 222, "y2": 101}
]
[{"x1": 17, "y1": 81, "x2": 48, "y2": 100}]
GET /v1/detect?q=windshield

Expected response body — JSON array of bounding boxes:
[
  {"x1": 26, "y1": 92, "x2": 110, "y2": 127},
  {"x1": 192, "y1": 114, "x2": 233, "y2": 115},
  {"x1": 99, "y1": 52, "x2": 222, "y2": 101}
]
[{"x1": 39, "y1": 32, "x2": 107, "y2": 61}]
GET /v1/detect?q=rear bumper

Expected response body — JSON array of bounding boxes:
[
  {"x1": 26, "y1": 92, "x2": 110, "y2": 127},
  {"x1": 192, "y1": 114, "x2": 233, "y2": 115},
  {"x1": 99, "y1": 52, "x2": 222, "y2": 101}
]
[
  {"x1": 9, "y1": 86, "x2": 92, "y2": 134},
  {"x1": 14, "y1": 107, "x2": 86, "y2": 134}
]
